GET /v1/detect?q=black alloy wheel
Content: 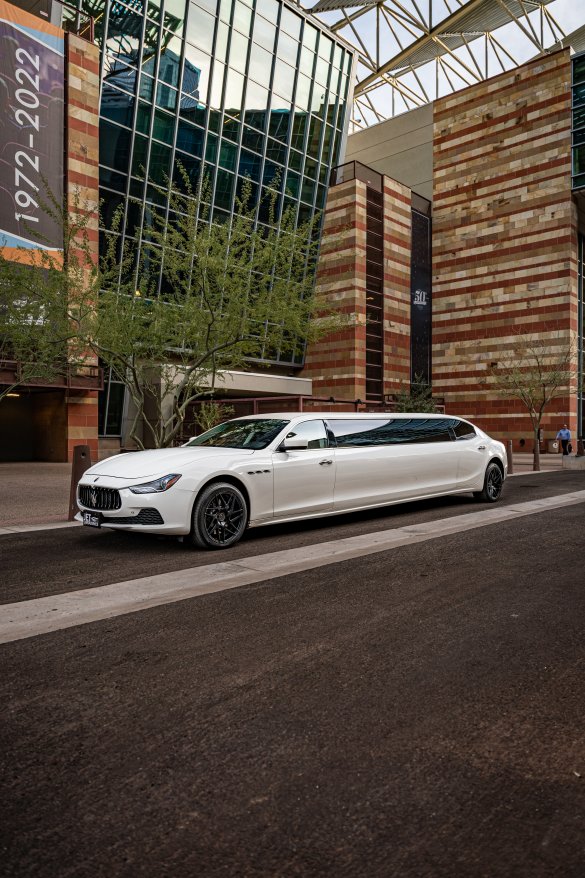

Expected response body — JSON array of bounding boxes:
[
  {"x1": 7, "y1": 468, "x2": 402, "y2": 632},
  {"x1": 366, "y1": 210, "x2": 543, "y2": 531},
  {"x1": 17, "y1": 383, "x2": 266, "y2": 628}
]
[
  {"x1": 473, "y1": 462, "x2": 504, "y2": 503},
  {"x1": 190, "y1": 482, "x2": 248, "y2": 549}
]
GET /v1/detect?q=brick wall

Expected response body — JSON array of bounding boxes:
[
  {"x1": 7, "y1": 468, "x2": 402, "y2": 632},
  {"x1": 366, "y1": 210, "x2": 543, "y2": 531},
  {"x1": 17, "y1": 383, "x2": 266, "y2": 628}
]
[
  {"x1": 303, "y1": 175, "x2": 412, "y2": 402},
  {"x1": 432, "y1": 49, "x2": 578, "y2": 447},
  {"x1": 65, "y1": 32, "x2": 100, "y2": 463}
]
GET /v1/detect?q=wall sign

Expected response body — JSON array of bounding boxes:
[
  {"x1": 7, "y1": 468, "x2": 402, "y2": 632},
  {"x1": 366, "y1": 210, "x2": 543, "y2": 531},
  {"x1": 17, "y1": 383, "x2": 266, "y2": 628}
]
[{"x1": 0, "y1": 0, "x2": 64, "y2": 254}]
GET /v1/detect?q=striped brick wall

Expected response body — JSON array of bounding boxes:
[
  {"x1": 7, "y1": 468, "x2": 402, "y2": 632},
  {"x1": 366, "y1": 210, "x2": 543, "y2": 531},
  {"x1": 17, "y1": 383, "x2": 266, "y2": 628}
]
[
  {"x1": 303, "y1": 175, "x2": 411, "y2": 402},
  {"x1": 382, "y1": 178, "x2": 411, "y2": 396},
  {"x1": 302, "y1": 178, "x2": 368, "y2": 400},
  {"x1": 432, "y1": 48, "x2": 578, "y2": 448},
  {"x1": 65, "y1": 33, "x2": 100, "y2": 463}
]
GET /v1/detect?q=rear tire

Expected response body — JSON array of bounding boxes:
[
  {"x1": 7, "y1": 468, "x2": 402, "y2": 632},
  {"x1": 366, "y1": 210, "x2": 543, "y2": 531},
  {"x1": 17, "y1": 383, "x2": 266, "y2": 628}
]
[
  {"x1": 473, "y1": 462, "x2": 504, "y2": 503},
  {"x1": 190, "y1": 482, "x2": 248, "y2": 549}
]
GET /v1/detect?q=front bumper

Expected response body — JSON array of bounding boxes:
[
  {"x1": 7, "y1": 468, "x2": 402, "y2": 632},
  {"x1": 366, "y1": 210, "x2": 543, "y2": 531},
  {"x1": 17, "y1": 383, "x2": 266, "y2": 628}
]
[{"x1": 76, "y1": 480, "x2": 193, "y2": 535}]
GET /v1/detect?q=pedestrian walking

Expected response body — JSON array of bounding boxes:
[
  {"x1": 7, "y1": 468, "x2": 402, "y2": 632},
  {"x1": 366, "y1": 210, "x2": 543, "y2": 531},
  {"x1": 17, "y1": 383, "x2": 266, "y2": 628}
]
[{"x1": 556, "y1": 423, "x2": 572, "y2": 455}]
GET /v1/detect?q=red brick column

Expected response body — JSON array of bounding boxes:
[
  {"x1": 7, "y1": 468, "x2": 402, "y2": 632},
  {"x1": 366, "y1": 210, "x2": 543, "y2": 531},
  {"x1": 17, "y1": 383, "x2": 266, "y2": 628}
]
[
  {"x1": 65, "y1": 33, "x2": 100, "y2": 462},
  {"x1": 302, "y1": 178, "x2": 368, "y2": 400}
]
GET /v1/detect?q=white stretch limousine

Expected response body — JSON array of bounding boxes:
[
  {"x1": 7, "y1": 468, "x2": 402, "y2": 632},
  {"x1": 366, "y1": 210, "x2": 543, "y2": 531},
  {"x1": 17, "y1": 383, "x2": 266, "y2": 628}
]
[{"x1": 77, "y1": 413, "x2": 507, "y2": 549}]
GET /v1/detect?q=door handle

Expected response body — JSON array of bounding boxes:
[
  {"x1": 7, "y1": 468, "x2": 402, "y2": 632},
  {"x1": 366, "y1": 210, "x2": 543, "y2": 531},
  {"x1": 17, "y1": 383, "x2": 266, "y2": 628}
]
[
  {"x1": 319, "y1": 459, "x2": 333, "y2": 466},
  {"x1": 478, "y1": 445, "x2": 486, "y2": 450}
]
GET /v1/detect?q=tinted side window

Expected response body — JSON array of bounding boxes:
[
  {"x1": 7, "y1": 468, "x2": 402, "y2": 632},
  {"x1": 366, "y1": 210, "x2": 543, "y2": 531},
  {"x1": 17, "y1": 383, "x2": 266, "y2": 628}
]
[
  {"x1": 329, "y1": 418, "x2": 454, "y2": 446},
  {"x1": 452, "y1": 419, "x2": 476, "y2": 440},
  {"x1": 285, "y1": 419, "x2": 328, "y2": 449}
]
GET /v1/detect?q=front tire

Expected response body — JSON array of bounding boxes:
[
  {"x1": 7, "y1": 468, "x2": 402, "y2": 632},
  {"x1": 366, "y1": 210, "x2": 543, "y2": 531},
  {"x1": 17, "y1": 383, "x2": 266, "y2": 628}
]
[
  {"x1": 473, "y1": 462, "x2": 504, "y2": 503},
  {"x1": 190, "y1": 482, "x2": 248, "y2": 549}
]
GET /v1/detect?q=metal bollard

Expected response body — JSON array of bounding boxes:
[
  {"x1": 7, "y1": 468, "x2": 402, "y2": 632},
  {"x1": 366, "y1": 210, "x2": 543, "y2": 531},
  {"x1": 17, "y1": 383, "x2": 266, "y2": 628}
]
[
  {"x1": 577, "y1": 438, "x2": 585, "y2": 458},
  {"x1": 506, "y1": 439, "x2": 514, "y2": 475},
  {"x1": 68, "y1": 444, "x2": 92, "y2": 521}
]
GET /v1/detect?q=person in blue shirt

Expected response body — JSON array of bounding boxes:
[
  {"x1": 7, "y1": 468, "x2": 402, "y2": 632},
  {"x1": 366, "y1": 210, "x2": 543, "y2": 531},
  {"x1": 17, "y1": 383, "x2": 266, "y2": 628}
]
[{"x1": 556, "y1": 424, "x2": 572, "y2": 455}]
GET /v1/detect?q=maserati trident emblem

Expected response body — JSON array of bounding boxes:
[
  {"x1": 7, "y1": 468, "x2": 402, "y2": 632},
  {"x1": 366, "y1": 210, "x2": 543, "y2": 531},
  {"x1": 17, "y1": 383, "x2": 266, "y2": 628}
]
[{"x1": 90, "y1": 489, "x2": 98, "y2": 507}]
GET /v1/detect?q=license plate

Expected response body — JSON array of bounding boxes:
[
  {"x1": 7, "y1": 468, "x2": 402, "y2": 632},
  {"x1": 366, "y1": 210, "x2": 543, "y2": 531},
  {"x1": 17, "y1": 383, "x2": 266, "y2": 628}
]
[{"x1": 83, "y1": 512, "x2": 101, "y2": 528}]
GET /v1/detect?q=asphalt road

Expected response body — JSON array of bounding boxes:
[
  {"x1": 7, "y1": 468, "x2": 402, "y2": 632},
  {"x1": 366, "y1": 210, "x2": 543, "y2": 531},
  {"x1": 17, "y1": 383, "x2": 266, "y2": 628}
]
[{"x1": 2, "y1": 471, "x2": 585, "y2": 877}]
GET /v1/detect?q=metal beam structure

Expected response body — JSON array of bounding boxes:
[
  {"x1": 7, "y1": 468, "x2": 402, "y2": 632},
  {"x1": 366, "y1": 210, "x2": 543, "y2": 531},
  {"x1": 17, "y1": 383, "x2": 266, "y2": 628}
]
[{"x1": 304, "y1": 0, "x2": 577, "y2": 129}]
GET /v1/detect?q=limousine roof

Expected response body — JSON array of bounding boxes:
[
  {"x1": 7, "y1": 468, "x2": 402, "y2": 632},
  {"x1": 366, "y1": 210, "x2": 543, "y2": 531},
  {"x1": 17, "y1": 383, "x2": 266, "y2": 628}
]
[{"x1": 240, "y1": 412, "x2": 471, "y2": 421}]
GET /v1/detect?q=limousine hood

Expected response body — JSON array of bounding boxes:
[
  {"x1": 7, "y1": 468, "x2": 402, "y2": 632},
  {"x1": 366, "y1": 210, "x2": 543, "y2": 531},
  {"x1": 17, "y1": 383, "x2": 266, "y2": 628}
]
[{"x1": 85, "y1": 447, "x2": 256, "y2": 480}]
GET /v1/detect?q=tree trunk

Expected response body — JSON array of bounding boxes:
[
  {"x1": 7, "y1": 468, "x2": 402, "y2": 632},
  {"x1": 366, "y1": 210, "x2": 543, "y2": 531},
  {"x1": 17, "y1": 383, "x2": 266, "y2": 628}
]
[{"x1": 533, "y1": 428, "x2": 541, "y2": 472}]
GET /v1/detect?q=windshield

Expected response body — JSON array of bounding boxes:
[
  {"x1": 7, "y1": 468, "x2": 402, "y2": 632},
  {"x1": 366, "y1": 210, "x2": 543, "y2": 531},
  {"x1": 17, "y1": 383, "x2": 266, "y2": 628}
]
[{"x1": 186, "y1": 418, "x2": 290, "y2": 450}]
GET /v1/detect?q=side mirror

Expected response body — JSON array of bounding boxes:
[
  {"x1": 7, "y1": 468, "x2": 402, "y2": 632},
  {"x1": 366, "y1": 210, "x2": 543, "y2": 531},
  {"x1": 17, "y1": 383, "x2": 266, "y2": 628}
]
[{"x1": 281, "y1": 436, "x2": 309, "y2": 451}]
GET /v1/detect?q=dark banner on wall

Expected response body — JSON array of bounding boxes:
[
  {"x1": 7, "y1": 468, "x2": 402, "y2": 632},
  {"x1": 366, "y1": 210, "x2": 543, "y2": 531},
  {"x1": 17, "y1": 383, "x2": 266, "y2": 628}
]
[
  {"x1": 0, "y1": 0, "x2": 64, "y2": 255},
  {"x1": 410, "y1": 205, "x2": 432, "y2": 386}
]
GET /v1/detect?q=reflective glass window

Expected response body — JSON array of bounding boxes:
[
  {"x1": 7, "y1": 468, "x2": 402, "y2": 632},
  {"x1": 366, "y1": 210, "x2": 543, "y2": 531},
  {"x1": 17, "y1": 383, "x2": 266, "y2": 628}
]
[
  {"x1": 149, "y1": 142, "x2": 172, "y2": 184},
  {"x1": 209, "y1": 60, "x2": 225, "y2": 109},
  {"x1": 285, "y1": 170, "x2": 299, "y2": 198},
  {"x1": 100, "y1": 120, "x2": 131, "y2": 173},
  {"x1": 152, "y1": 108, "x2": 175, "y2": 143},
  {"x1": 295, "y1": 73, "x2": 311, "y2": 112},
  {"x1": 158, "y1": 35, "x2": 182, "y2": 86},
  {"x1": 232, "y1": 0, "x2": 251, "y2": 35},
  {"x1": 242, "y1": 125, "x2": 265, "y2": 151},
  {"x1": 224, "y1": 68, "x2": 244, "y2": 112},
  {"x1": 215, "y1": 168, "x2": 235, "y2": 209},
  {"x1": 248, "y1": 43, "x2": 272, "y2": 85},
  {"x1": 288, "y1": 149, "x2": 302, "y2": 172},
  {"x1": 205, "y1": 133, "x2": 218, "y2": 162},
  {"x1": 219, "y1": 139, "x2": 237, "y2": 171},
  {"x1": 129, "y1": 177, "x2": 146, "y2": 199},
  {"x1": 291, "y1": 113, "x2": 307, "y2": 151},
  {"x1": 253, "y1": 14, "x2": 276, "y2": 52},
  {"x1": 219, "y1": 0, "x2": 232, "y2": 22},
  {"x1": 318, "y1": 33, "x2": 333, "y2": 62},
  {"x1": 183, "y1": 45, "x2": 211, "y2": 105},
  {"x1": 266, "y1": 137, "x2": 286, "y2": 163},
  {"x1": 244, "y1": 80, "x2": 269, "y2": 129},
  {"x1": 262, "y1": 161, "x2": 281, "y2": 188},
  {"x1": 299, "y1": 45, "x2": 315, "y2": 80},
  {"x1": 100, "y1": 168, "x2": 126, "y2": 193},
  {"x1": 304, "y1": 157, "x2": 317, "y2": 180},
  {"x1": 574, "y1": 104, "x2": 585, "y2": 130},
  {"x1": 215, "y1": 20, "x2": 229, "y2": 61},
  {"x1": 164, "y1": 0, "x2": 186, "y2": 33},
  {"x1": 303, "y1": 23, "x2": 318, "y2": 52},
  {"x1": 315, "y1": 55, "x2": 330, "y2": 88},
  {"x1": 311, "y1": 84, "x2": 327, "y2": 116},
  {"x1": 135, "y1": 100, "x2": 152, "y2": 134},
  {"x1": 308, "y1": 116, "x2": 323, "y2": 149},
  {"x1": 131, "y1": 133, "x2": 149, "y2": 177},
  {"x1": 280, "y1": 7, "x2": 301, "y2": 39},
  {"x1": 222, "y1": 114, "x2": 240, "y2": 142},
  {"x1": 236, "y1": 175, "x2": 259, "y2": 206},
  {"x1": 277, "y1": 31, "x2": 299, "y2": 67},
  {"x1": 186, "y1": 4, "x2": 215, "y2": 51},
  {"x1": 192, "y1": 0, "x2": 217, "y2": 13},
  {"x1": 238, "y1": 149, "x2": 261, "y2": 178},
  {"x1": 301, "y1": 178, "x2": 315, "y2": 204},
  {"x1": 106, "y1": 10, "x2": 143, "y2": 65},
  {"x1": 229, "y1": 29, "x2": 248, "y2": 72},
  {"x1": 101, "y1": 84, "x2": 134, "y2": 128},
  {"x1": 103, "y1": 59, "x2": 137, "y2": 95},
  {"x1": 176, "y1": 120, "x2": 204, "y2": 155},
  {"x1": 156, "y1": 82, "x2": 178, "y2": 111},
  {"x1": 139, "y1": 73, "x2": 155, "y2": 102},
  {"x1": 316, "y1": 183, "x2": 327, "y2": 210},
  {"x1": 273, "y1": 59, "x2": 294, "y2": 103}
]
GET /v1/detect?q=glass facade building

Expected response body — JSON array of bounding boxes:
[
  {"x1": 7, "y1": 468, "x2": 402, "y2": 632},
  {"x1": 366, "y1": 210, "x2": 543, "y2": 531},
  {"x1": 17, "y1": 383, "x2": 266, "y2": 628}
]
[{"x1": 70, "y1": 0, "x2": 355, "y2": 434}]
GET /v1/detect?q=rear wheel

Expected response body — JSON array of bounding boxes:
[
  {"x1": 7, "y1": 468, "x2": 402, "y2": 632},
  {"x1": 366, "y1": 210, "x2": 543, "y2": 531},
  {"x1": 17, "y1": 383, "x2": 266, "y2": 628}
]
[
  {"x1": 190, "y1": 482, "x2": 248, "y2": 549},
  {"x1": 473, "y1": 462, "x2": 504, "y2": 503}
]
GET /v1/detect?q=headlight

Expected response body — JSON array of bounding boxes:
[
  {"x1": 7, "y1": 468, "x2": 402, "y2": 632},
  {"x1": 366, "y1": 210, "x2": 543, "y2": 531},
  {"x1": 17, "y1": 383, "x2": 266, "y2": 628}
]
[{"x1": 129, "y1": 474, "x2": 182, "y2": 494}]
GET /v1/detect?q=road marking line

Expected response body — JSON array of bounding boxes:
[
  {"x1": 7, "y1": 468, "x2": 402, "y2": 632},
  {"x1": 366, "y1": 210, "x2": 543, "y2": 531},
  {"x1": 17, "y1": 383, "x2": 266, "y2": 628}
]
[{"x1": 2, "y1": 489, "x2": 585, "y2": 645}]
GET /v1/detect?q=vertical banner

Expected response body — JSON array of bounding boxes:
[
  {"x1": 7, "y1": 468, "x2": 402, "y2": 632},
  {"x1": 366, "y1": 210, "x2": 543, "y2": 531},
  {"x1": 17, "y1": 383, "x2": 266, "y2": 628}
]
[
  {"x1": 0, "y1": 0, "x2": 64, "y2": 253},
  {"x1": 410, "y1": 206, "x2": 432, "y2": 386}
]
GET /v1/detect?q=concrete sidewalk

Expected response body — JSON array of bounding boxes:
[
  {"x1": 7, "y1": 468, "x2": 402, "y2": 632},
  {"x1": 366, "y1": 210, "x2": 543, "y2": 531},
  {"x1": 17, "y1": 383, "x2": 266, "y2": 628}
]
[{"x1": 0, "y1": 453, "x2": 569, "y2": 530}]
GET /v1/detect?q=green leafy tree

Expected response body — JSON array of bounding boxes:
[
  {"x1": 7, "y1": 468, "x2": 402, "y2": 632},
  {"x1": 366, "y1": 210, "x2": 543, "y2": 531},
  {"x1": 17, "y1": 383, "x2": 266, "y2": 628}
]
[
  {"x1": 393, "y1": 374, "x2": 438, "y2": 413},
  {"x1": 488, "y1": 331, "x2": 577, "y2": 471},
  {"x1": 93, "y1": 174, "x2": 340, "y2": 449}
]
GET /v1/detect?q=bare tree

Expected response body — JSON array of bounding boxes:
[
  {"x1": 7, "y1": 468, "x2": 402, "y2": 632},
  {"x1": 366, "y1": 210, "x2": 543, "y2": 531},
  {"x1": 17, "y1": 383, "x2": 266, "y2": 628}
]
[{"x1": 488, "y1": 331, "x2": 577, "y2": 471}]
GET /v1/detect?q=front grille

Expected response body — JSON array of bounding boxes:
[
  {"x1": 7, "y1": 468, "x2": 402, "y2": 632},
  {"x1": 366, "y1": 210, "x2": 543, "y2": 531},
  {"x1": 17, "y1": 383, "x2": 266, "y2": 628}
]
[
  {"x1": 79, "y1": 485, "x2": 121, "y2": 511},
  {"x1": 102, "y1": 508, "x2": 164, "y2": 525}
]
